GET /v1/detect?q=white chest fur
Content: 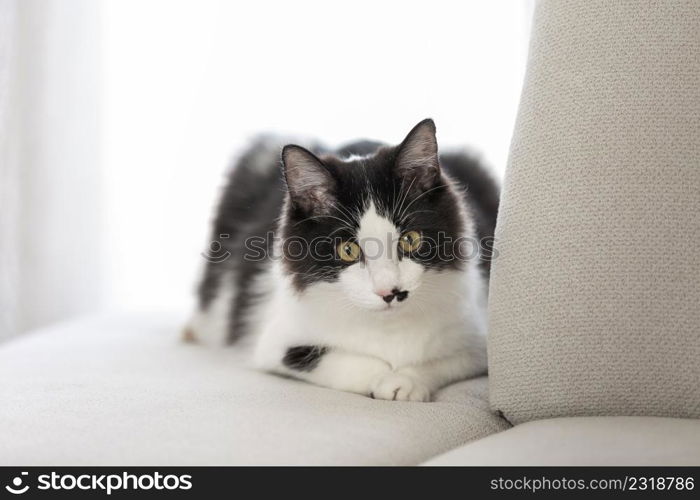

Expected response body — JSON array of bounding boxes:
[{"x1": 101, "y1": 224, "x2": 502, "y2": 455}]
[{"x1": 252, "y1": 261, "x2": 485, "y2": 371}]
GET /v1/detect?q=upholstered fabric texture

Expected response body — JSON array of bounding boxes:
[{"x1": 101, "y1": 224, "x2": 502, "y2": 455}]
[
  {"x1": 488, "y1": 0, "x2": 700, "y2": 423},
  {"x1": 424, "y1": 417, "x2": 700, "y2": 466},
  {"x1": 0, "y1": 314, "x2": 509, "y2": 465}
]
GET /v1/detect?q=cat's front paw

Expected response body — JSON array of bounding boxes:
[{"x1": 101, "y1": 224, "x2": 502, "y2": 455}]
[{"x1": 369, "y1": 373, "x2": 431, "y2": 402}]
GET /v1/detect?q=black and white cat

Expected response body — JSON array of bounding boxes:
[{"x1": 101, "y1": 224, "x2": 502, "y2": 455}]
[{"x1": 187, "y1": 119, "x2": 499, "y2": 401}]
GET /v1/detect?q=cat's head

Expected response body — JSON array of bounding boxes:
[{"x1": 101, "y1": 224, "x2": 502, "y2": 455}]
[{"x1": 278, "y1": 119, "x2": 472, "y2": 311}]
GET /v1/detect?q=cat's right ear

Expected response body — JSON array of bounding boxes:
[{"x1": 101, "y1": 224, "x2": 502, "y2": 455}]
[
  {"x1": 282, "y1": 145, "x2": 337, "y2": 215},
  {"x1": 395, "y1": 118, "x2": 440, "y2": 192}
]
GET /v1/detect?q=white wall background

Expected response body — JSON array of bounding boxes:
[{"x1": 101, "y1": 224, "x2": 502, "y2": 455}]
[
  {"x1": 0, "y1": 0, "x2": 533, "y2": 337},
  {"x1": 101, "y1": 0, "x2": 533, "y2": 315}
]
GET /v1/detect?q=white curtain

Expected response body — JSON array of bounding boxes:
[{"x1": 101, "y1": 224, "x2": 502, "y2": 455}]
[
  {"x1": 0, "y1": 0, "x2": 101, "y2": 339},
  {"x1": 0, "y1": 0, "x2": 19, "y2": 339}
]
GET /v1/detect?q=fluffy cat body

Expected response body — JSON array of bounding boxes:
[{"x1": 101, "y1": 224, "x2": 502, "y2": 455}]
[{"x1": 188, "y1": 120, "x2": 499, "y2": 401}]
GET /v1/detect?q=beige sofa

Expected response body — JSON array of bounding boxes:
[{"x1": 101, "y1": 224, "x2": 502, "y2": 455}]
[{"x1": 0, "y1": 312, "x2": 697, "y2": 465}]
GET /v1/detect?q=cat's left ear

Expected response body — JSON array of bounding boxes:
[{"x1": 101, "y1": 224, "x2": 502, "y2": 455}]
[
  {"x1": 395, "y1": 118, "x2": 440, "y2": 191},
  {"x1": 282, "y1": 145, "x2": 337, "y2": 215}
]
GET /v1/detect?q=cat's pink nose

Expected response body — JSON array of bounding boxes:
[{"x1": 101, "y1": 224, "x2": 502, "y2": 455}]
[
  {"x1": 375, "y1": 288, "x2": 409, "y2": 304},
  {"x1": 375, "y1": 290, "x2": 394, "y2": 303}
]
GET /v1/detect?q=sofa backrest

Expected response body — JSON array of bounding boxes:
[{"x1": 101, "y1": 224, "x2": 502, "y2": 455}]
[{"x1": 488, "y1": 0, "x2": 700, "y2": 424}]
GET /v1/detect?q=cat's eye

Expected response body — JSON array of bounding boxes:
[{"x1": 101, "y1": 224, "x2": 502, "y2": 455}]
[
  {"x1": 337, "y1": 241, "x2": 361, "y2": 263},
  {"x1": 399, "y1": 230, "x2": 422, "y2": 252}
]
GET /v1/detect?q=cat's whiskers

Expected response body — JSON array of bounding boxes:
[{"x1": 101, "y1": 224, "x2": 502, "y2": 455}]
[
  {"x1": 292, "y1": 213, "x2": 354, "y2": 231},
  {"x1": 399, "y1": 209, "x2": 436, "y2": 225},
  {"x1": 413, "y1": 281, "x2": 470, "y2": 312},
  {"x1": 397, "y1": 183, "x2": 447, "y2": 222},
  {"x1": 328, "y1": 226, "x2": 351, "y2": 237},
  {"x1": 329, "y1": 201, "x2": 361, "y2": 228},
  {"x1": 287, "y1": 264, "x2": 339, "y2": 282},
  {"x1": 392, "y1": 177, "x2": 415, "y2": 222}
]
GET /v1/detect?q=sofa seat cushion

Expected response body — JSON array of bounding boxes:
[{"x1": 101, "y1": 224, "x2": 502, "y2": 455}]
[
  {"x1": 424, "y1": 416, "x2": 700, "y2": 466},
  {"x1": 0, "y1": 313, "x2": 508, "y2": 465}
]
